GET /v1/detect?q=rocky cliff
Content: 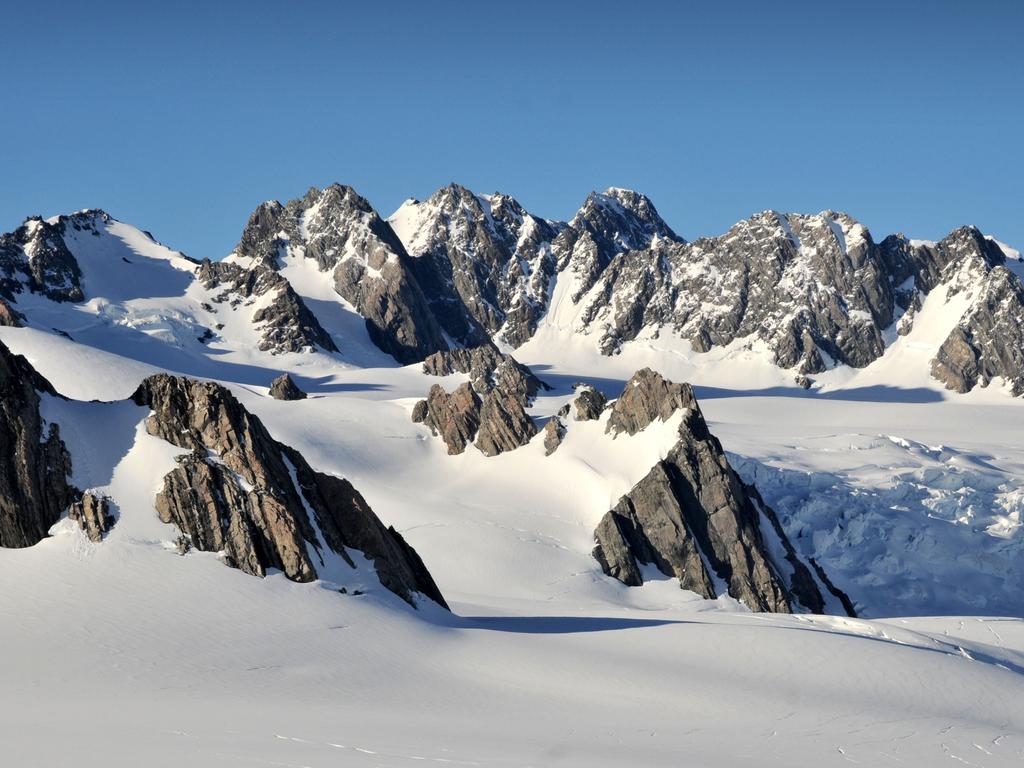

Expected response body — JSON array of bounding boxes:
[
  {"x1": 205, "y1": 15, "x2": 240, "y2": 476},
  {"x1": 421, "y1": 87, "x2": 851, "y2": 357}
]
[
  {"x1": 0, "y1": 340, "x2": 78, "y2": 547},
  {"x1": 593, "y1": 369, "x2": 850, "y2": 614},
  {"x1": 412, "y1": 345, "x2": 542, "y2": 456},
  {"x1": 132, "y1": 374, "x2": 447, "y2": 608},
  {"x1": 233, "y1": 184, "x2": 448, "y2": 363}
]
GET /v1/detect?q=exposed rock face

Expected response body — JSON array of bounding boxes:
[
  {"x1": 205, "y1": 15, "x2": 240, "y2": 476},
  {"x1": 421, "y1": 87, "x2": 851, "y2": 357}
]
[
  {"x1": 234, "y1": 185, "x2": 448, "y2": 364},
  {"x1": 131, "y1": 374, "x2": 447, "y2": 608},
  {"x1": 197, "y1": 259, "x2": 337, "y2": 354},
  {"x1": 421, "y1": 344, "x2": 547, "y2": 399},
  {"x1": 475, "y1": 388, "x2": 538, "y2": 457},
  {"x1": 269, "y1": 373, "x2": 307, "y2": 401},
  {"x1": 918, "y1": 230, "x2": 1024, "y2": 395},
  {"x1": 0, "y1": 298, "x2": 24, "y2": 327},
  {"x1": 570, "y1": 385, "x2": 607, "y2": 421},
  {"x1": 0, "y1": 214, "x2": 86, "y2": 303},
  {"x1": 579, "y1": 212, "x2": 893, "y2": 372},
  {"x1": 413, "y1": 344, "x2": 543, "y2": 456},
  {"x1": 605, "y1": 368, "x2": 694, "y2": 436},
  {"x1": 542, "y1": 417, "x2": 565, "y2": 456},
  {"x1": 0, "y1": 340, "x2": 78, "y2": 548},
  {"x1": 553, "y1": 188, "x2": 683, "y2": 305},
  {"x1": 390, "y1": 184, "x2": 563, "y2": 348},
  {"x1": 68, "y1": 492, "x2": 113, "y2": 542},
  {"x1": 593, "y1": 370, "x2": 847, "y2": 615},
  {"x1": 412, "y1": 383, "x2": 482, "y2": 455}
]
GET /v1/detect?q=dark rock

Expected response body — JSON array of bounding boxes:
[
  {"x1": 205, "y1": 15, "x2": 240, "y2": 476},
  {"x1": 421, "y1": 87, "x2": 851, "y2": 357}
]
[
  {"x1": 234, "y1": 185, "x2": 448, "y2": 364},
  {"x1": 542, "y1": 417, "x2": 565, "y2": 456},
  {"x1": 269, "y1": 373, "x2": 307, "y2": 401},
  {"x1": 413, "y1": 383, "x2": 481, "y2": 455},
  {"x1": 198, "y1": 259, "x2": 337, "y2": 355},
  {"x1": 131, "y1": 374, "x2": 448, "y2": 609},
  {"x1": 570, "y1": 385, "x2": 607, "y2": 420},
  {"x1": 0, "y1": 298, "x2": 24, "y2": 327},
  {"x1": 68, "y1": 492, "x2": 114, "y2": 542},
  {"x1": 593, "y1": 371, "x2": 840, "y2": 614},
  {"x1": 421, "y1": 344, "x2": 547, "y2": 399},
  {"x1": 415, "y1": 345, "x2": 544, "y2": 456},
  {"x1": 393, "y1": 185, "x2": 562, "y2": 348},
  {"x1": 605, "y1": 368, "x2": 695, "y2": 436},
  {"x1": 0, "y1": 215, "x2": 86, "y2": 303},
  {"x1": 475, "y1": 388, "x2": 538, "y2": 457},
  {"x1": 554, "y1": 188, "x2": 683, "y2": 304},
  {"x1": 0, "y1": 340, "x2": 78, "y2": 548}
]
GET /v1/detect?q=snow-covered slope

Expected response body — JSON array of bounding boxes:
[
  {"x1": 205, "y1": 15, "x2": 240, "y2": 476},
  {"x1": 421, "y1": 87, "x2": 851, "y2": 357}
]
[{"x1": 2, "y1": 191, "x2": 1024, "y2": 766}]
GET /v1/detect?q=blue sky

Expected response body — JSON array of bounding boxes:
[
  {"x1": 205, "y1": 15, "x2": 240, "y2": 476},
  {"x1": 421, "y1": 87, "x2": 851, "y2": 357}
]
[{"x1": 1, "y1": 1, "x2": 1021, "y2": 257}]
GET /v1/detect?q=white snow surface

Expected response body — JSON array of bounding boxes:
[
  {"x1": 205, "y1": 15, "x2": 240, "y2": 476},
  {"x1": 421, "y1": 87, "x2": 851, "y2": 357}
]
[{"x1": 1, "y1": 214, "x2": 1024, "y2": 765}]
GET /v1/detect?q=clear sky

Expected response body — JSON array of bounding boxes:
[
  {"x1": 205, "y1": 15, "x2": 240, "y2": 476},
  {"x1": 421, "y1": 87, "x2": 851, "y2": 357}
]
[{"x1": 1, "y1": 1, "x2": 1021, "y2": 258}]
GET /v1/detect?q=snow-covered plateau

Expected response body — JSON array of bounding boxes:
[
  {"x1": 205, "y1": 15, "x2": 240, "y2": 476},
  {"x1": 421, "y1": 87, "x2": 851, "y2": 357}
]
[{"x1": 0, "y1": 189, "x2": 1022, "y2": 767}]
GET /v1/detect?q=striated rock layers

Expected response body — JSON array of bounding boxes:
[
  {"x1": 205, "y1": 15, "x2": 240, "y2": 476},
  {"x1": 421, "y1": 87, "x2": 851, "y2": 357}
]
[
  {"x1": 0, "y1": 340, "x2": 78, "y2": 547},
  {"x1": 132, "y1": 374, "x2": 447, "y2": 608},
  {"x1": 413, "y1": 345, "x2": 543, "y2": 456},
  {"x1": 593, "y1": 369, "x2": 852, "y2": 615}
]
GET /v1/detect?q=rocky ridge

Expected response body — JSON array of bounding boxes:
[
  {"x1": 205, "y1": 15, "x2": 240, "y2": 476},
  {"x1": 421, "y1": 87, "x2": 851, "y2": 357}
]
[
  {"x1": 0, "y1": 340, "x2": 78, "y2": 547},
  {"x1": 197, "y1": 258, "x2": 338, "y2": 354},
  {"x1": 133, "y1": 374, "x2": 448, "y2": 608},
  {"x1": 232, "y1": 184, "x2": 447, "y2": 363},
  {"x1": 412, "y1": 345, "x2": 543, "y2": 456},
  {"x1": 3, "y1": 187, "x2": 1023, "y2": 395},
  {"x1": 593, "y1": 369, "x2": 850, "y2": 614}
]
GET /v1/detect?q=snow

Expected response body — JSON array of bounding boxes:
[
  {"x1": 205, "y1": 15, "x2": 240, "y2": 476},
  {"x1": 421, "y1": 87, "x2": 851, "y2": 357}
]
[{"x1": 1, "y1": 210, "x2": 1024, "y2": 765}]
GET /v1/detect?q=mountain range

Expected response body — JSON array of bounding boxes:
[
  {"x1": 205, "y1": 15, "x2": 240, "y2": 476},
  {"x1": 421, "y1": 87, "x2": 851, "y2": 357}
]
[
  {"x1": 3, "y1": 183, "x2": 1022, "y2": 396},
  {"x1": 1, "y1": 184, "x2": 1023, "y2": 766}
]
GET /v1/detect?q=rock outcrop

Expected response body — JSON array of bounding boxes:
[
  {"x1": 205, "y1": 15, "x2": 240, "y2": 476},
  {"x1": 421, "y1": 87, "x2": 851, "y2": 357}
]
[
  {"x1": 593, "y1": 370, "x2": 849, "y2": 615},
  {"x1": 413, "y1": 345, "x2": 543, "y2": 456},
  {"x1": 421, "y1": 344, "x2": 547, "y2": 399},
  {"x1": 605, "y1": 368, "x2": 693, "y2": 436},
  {"x1": 132, "y1": 374, "x2": 447, "y2": 608},
  {"x1": 197, "y1": 259, "x2": 337, "y2": 354},
  {"x1": 0, "y1": 298, "x2": 23, "y2": 327},
  {"x1": 0, "y1": 340, "x2": 78, "y2": 547},
  {"x1": 269, "y1": 373, "x2": 307, "y2": 401},
  {"x1": 68, "y1": 492, "x2": 113, "y2": 542},
  {"x1": 412, "y1": 383, "x2": 482, "y2": 455},
  {"x1": 569, "y1": 384, "x2": 607, "y2": 421},
  {"x1": 234, "y1": 185, "x2": 448, "y2": 363},
  {"x1": 0, "y1": 214, "x2": 85, "y2": 303},
  {"x1": 542, "y1": 417, "x2": 565, "y2": 456}
]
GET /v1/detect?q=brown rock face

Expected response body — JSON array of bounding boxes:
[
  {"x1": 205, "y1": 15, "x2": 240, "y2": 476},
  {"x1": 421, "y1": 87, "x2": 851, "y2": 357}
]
[
  {"x1": 542, "y1": 417, "x2": 565, "y2": 456},
  {"x1": 0, "y1": 340, "x2": 78, "y2": 548},
  {"x1": 414, "y1": 345, "x2": 544, "y2": 456},
  {"x1": 413, "y1": 383, "x2": 482, "y2": 455},
  {"x1": 0, "y1": 298, "x2": 24, "y2": 327},
  {"x1": 570, "y1": 385, "x2": 607, "y2": 421},
  {"x1": 235, "y1": 185, "x2": 449, "y2": 364},
  {"x1": 269, "y1": 373, "x2": 307, "y2": 401},
  {"x1": 475, "y1": 389, "x2": 538, "y2": 457},
  {"x1": 605, "y1": 368, "x2": 695, "y2": 436},
  {"x1": 68, "y1": 492, "x2": 114, "y2": 542},
  {"x1": 593, "y1": 370, "x2": 850, "y2": 615},
  {"x1": 421, "y1": 344, "x2": 547, "y2": 399},
  {"x1": 132, "y1": 374, "x2": 447, "y2": 609}
]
